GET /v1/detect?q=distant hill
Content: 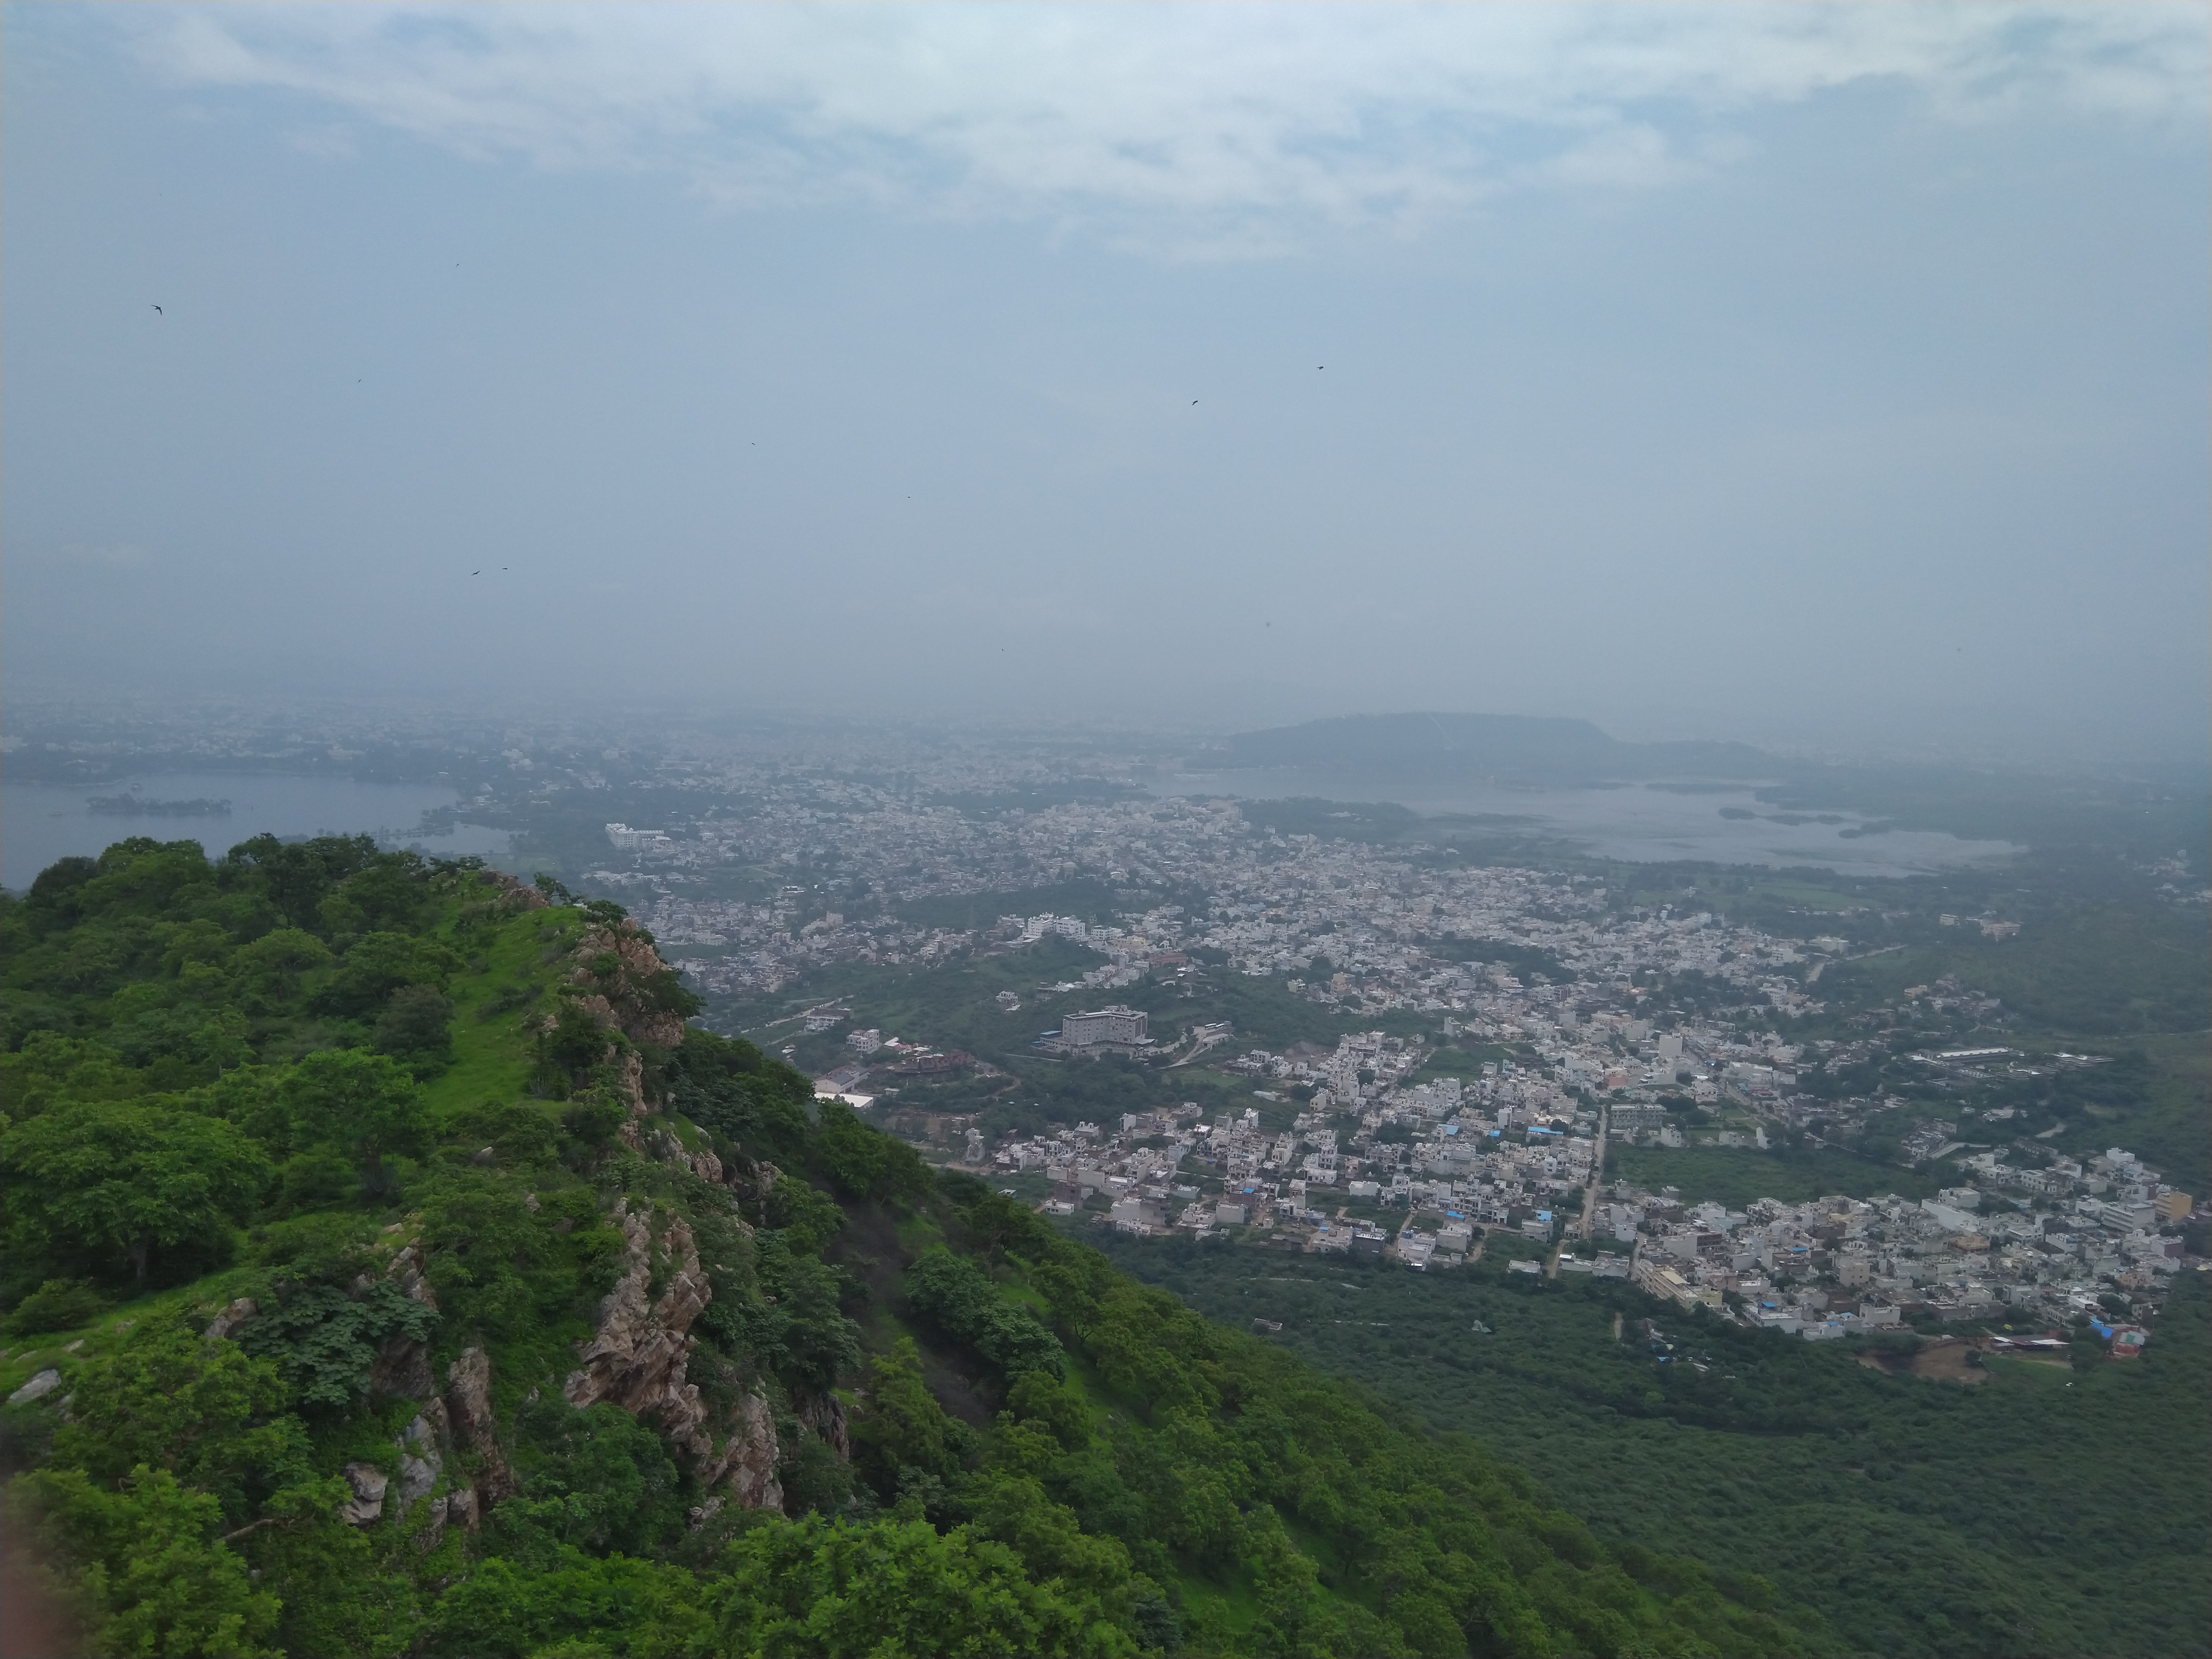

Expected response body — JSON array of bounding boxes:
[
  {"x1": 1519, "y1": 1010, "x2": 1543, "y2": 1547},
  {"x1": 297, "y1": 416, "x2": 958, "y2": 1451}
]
[{"x1": 1202, "y1": 712, "x2": 1775, "y2": 784}]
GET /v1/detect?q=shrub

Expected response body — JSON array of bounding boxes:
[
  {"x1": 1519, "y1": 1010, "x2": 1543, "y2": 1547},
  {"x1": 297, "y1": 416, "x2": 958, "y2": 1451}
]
[{"x1": 1, "y1": 1279, "x2": 109, "y2": 1337}]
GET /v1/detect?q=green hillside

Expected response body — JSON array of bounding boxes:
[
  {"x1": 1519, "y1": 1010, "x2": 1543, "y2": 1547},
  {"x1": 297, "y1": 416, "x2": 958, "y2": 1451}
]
[
  {"x1": 0, "y1": 835, "x2": 1824, "y2": 1657},
  {"x1": 1089, "y1": 1234, "x2": 2211, "y2": 1659}
]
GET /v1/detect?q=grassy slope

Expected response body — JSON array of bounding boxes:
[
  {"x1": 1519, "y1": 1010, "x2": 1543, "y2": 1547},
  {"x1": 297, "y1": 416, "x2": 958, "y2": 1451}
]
[
  {"x1": 418, "y1": 902, "x2": 582, "y2": 1118},
  {"x1": 0, "y1": 899, "x2": 582, "y2": 1431}
]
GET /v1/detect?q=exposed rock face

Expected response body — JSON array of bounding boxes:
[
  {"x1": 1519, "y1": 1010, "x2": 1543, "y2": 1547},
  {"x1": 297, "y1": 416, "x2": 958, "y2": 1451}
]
[
  {"x1": 203, "y1": 1298, "x2": 258, "y2": 1341},
  {"x1": 478, "y1": 869, "x2": 550, "y2": 914},
  {"x1": 564, "y1": 1201, "x2": 711, "y2": 1439},
  {"x1": 370, "y1": 1340, "x2": 435, "y2": 1401},
  {"x1": 391, "y1": 1404, "x2": 454, "y2": 1545},
  {"x1": 369, "y1": 1246, "x2": 441, "y2": 1399},
  {"x1": 573, "y1": 923, "x2": 691, "y2": 1051},
  {"x1": 395, "y1": 1407, "x2": 444, "y2": 1504},
  {"x1": 540, "y1": 920, "x2": 694, "y2": 1114},
  {"x1": 698, "y1": 1392, "x2": 783, "y2": 1512},
  {"x1": 563, "y1": 1199, "x2": 781, "y2": 1510},
  {"x1": 340, "y1": 1462, "x2": 388, "y2": 1526},
  {"x1": 798, "y1": 1391, "x2": 851, "y2": 1461},
  {"x1": 445, "y1": 1486, "x2": 480, "y2": 1532},
  {"x1": 616, "y1": 1048, "x2": 650, "y2": 1117},
  {"x1": 445, "y1": 1347, "x2": 516, "y2": 1503}
]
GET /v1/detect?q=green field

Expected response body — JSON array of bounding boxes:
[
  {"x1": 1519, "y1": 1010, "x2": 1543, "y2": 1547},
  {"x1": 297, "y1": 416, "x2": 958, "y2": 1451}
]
[{"x1": 1606, "y1": 1142, "x2": 1940, "y2": 1208}]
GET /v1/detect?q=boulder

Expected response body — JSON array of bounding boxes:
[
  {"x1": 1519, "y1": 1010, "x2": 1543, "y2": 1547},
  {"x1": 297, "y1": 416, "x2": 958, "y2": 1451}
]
[
  {"x1": 7, "y1": 1369, "x2": 61, "y2": 1407},
  {"x1": 340, "y1": 1462, "x2": 388, "y2": 1525},
  {"x1": 203, "y1": 1298, "x2": 258, "y2": 1341}
]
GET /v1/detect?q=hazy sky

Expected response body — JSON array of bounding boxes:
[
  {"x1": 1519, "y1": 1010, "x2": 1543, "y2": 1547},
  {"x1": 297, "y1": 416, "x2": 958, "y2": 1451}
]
[{"x1": 5, "y1": 5, "x2": 2206, "y2": 760}]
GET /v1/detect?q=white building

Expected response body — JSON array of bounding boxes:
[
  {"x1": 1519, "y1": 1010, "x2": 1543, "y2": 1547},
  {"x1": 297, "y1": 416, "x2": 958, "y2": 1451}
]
[
  {"x1": 1058, "y1": 1006, "x2": 1150, "y2": 1049},
  {"x1": 605, "y1": 823, "x2": 674, "y2": 854}
]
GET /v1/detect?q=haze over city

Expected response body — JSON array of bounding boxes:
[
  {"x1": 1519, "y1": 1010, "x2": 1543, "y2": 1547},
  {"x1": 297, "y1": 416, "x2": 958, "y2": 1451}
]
[
  {"x1": 4, "y1": 4, "x2": 2205, "y2": 763},
  {"x1": 3, "y1": 13, "x2": 2210, "y2": 1659}
]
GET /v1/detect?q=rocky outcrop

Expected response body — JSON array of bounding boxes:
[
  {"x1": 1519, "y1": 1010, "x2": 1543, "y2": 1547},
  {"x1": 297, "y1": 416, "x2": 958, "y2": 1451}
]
[
  {"x1": 8, "y1": 1369, "x2": 61, "y2": 1407},
  {"x1": 445, "y1": 1486, "x2": 480, "y2": 1532},
  {"x1": 477, "y1": 869, "x2": 550, "y2": 914},
  {"x1": 370, "y1": 1338, "x2": 435, "y2": 1400},
  {"x1": 391, "y1": 1402, "x2": 459, "y2": 1545},
  {"x1": 798, "y1": 1391, "x2": 851, "y2": 1461},
  {"x1": 395, "y1": 1406, "x2": 444, "y2": 1506},
  {"x1": 564, "y1": 1201, "x2": 712, "y2": 1439},
  {"x1": 203, "y1": 1298, "x2": 258, "y2": 1341},
  {"x1": 445, "y1": 1347, "x2": 516, "y2": 1503},
  {"x1": 563, "y1": 1199, "x2": 782, "y2": 1511},
  {"x1": 368, "y1": 1245, "x2": 441, "y2": 1399},
  {"x1": 538, "y1": 919, "x2": 694, "y2": 1114},
  {"x1": 642, "y1": 1124, "x2": 724, "y2": 1184},
  {"x1": 572, "y1": 923, "x2": 691, "y2": 1051},
  {"x1": 340, "y1": 1462, "x2": 388, "y2": 1526},
  {"x1": 615, "y1": 1047, "x2": 649, "y2": 1118},
  {"x1": 697, "y1": 1391, "x2": 782, "y2": 1511}
]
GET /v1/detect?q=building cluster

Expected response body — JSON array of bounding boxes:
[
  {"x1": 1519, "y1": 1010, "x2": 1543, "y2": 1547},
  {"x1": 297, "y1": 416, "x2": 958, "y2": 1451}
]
[
  {"x1": 581, "y1": 786, "x2": 1860, "y2": 1034},
  {"x1": 1591, "y1": 1142, "x2": 2189, "y2": 1342}
]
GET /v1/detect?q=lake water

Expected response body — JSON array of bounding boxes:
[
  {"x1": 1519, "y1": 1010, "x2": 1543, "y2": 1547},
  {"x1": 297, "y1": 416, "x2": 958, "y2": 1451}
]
[
  {"x1": 1, "y1": 772, "x2": 515, "y2": 891},
  {"x1": 1154, "y1": 769, "x2": 2019, "y2": 876}
]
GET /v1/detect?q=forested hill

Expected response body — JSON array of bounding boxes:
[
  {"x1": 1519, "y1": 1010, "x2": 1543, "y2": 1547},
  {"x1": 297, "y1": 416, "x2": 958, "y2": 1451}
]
[{"x1": 0, "y1": 835, "x2": 1824, "y2": 1658}]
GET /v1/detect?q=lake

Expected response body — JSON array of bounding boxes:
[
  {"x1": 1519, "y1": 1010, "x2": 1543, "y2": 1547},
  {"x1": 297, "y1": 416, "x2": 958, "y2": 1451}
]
[
  {"x1": 1, "y1": 772, "x2": 515, "y2": 891},
  {"x1": 1152, "y1": 769, "x2": 2019, "y2": 876}
]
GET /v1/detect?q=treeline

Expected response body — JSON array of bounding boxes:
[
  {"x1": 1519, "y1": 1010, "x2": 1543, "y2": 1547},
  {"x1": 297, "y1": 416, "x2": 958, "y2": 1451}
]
[{"x1": 2, "y1": 835, "x2": 1825, "y2": 1656}]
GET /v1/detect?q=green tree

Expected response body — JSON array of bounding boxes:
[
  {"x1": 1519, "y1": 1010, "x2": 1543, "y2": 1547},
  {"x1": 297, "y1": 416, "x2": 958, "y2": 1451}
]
[
  {"x1": 6, "y1": 1465, "x2": 283, "y2": 1659},
  {"x1": 904, "y1": 1247, "x2": 1066, "y2": 1382},
  {"x1": 537, "y1": 1002, "x2": 615, "y2": 1090},
  {"x1": 244, "y1": 1475, "x2": 422, "y2": 1659},
  {"x1": 372, "y1": 983, "x2": 456, "y2": 1068},
  {"x1": 3, "y1": 1101, "x2": 269, "y2": 1285},
  {"x1": 500, "y1": 1397, "x2": 685, "y2": 1558},
  {"x1": 706, "y1": 1514, "x2": 1138, "y2": 1659},
  {"x1": 225, "y1": 833, "x2": 379, "y2": 931},
  {"x1": 228, "y1": 927, "x2": 334, "y2": 1007},
  {"x1": 313, "y1": 930, "x2": 459, "y2": 1019},
  {"x1": 49, "y1": 1320, "x2": 307, "y2": 1516},
  {"x1": 816, "y1": 1100, "x2": 931, "y2": 1204},
  {"x1": 850, "y1": 1337, "x2": 964, "y2": 1500},
  {"x1": 280, "y1": 1048, "x2": 430, "y2": 1196},
  {"x1": 420, "y1": 1549, "x2": 716, "y2": 1659},
  {"x1": 237, "y1": 1281, "x2": 440, "y2": 1410}
]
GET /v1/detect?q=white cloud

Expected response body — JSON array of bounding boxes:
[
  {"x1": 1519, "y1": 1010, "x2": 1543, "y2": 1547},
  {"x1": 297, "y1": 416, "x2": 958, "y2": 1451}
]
[{"x1": 120, "y1": 4, "x2": 2211, "y2": 252}]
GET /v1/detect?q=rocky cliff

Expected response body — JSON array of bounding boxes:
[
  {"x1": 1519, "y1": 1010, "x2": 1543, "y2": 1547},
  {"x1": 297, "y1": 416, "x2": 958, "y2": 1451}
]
[{"x1": 562, "y1": 1198, "x2": 782, "y2": 1511}]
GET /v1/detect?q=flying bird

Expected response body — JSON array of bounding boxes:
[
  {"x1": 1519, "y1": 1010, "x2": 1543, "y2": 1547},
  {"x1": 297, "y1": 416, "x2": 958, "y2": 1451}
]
[
  {"x1": 151, "y1": 304, "x2": 162, "y2": 316},
  {"x1": 1191, "y1": 399, "x2": 1198, "y2": 405},
  {"x1": 471, "y1": 570, "x2": 481, "y2": 576}
]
